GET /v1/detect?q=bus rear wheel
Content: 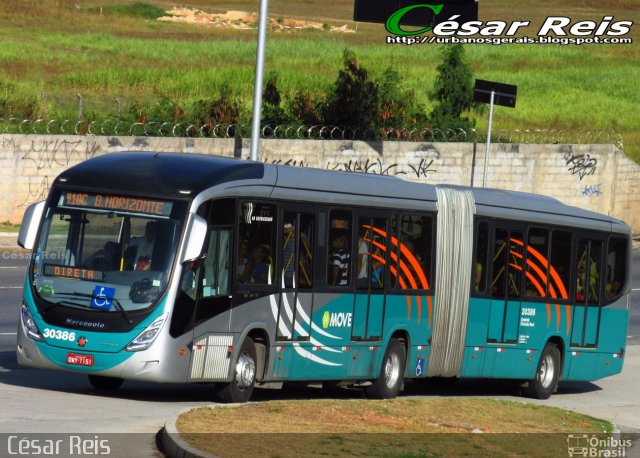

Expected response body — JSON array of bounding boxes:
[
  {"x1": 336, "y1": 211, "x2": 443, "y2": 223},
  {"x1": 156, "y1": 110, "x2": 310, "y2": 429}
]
[
  {"x1": 88, "y1": 375, "x2": 124, "y2": 392},
  {"x1": 526, "y1": 343, "x2": 561, "y2": 400},
  {"x1": 366, "y1": 338, "x2": 405, "y2": 399},
  {"x1": 216, "y1": 337, "x2": 257, "y2": 403}
]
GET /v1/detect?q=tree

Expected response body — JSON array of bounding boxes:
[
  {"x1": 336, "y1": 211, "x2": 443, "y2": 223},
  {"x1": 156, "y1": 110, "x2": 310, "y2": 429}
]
[
  {"x1": 429, "y1": 44, "x2": 478, "y2": 131},
  {"x1": 323, "y1": 49, "x2": 379, "y2": 130},
  {"x1": 378, "y1": 67, "x2": 426, "y2": 129},
  {"x1": 261, "y1": 73, "x2": 293, "y2": 126}
]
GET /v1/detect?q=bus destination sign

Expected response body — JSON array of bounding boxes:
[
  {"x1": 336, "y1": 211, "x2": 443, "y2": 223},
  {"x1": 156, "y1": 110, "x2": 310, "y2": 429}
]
[{"x1": 60, "y1": 192, "x2": 173, "y2": 218}]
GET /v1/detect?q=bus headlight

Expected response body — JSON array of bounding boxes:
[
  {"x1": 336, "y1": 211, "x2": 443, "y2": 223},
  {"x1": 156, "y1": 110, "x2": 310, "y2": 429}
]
[
  {"x1": 21, "y1": 303, "x2": 44, "y2": 341},
  {"x1": 125, "y1": 315, "x2": 166, "y2": 352}
]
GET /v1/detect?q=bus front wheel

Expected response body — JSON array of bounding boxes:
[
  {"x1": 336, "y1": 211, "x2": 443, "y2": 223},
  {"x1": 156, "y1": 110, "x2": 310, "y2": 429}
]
[
  {"x1": 366, "y1": 338, "x2": 406, "y2": 399},
  {"x1": 526, "y1": 343, "x2": 561, "y2": 400},
  {"x1": 216, "y1": 337, "x2": 257, "y2": 403}
]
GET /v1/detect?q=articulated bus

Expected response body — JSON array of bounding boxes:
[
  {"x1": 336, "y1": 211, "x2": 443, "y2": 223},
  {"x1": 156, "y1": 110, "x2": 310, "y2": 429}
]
[{"x1": 17, "y1": 152, "x2": 631, "y2": 402}]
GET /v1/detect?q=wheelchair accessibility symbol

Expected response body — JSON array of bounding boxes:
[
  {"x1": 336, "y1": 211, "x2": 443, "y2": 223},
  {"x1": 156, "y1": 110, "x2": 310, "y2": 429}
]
[
  {"x1": 91, "y1": 286, "x2": 115, "y2": 311},
  {"x1": 415, "y1": 356, "x2": 425, "y2": 376}
]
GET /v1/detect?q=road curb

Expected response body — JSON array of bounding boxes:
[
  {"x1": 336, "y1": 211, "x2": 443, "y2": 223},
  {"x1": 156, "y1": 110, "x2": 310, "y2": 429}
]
[{"x1": 161, "y1": 409, "x2": 217, "y2": 458}]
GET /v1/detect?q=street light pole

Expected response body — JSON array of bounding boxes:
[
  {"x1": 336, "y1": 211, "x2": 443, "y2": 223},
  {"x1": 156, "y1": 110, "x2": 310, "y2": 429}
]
[{"x1": 250, "y1": 0, "x2": 269, "y2": 162}]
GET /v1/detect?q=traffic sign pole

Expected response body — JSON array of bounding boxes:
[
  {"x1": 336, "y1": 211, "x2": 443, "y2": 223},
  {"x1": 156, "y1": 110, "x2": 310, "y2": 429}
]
[{"x1": 482, "y1": 90, "x2": 495, "y2": 188}]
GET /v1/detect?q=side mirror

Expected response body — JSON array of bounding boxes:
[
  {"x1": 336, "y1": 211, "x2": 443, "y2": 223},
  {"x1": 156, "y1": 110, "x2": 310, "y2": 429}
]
[
  {"x1": 180, "y1": 214, "x2": 208, "y2": 263},
  {"x1": 17, "y1": 201, "x2": 46, "y2": 250}
]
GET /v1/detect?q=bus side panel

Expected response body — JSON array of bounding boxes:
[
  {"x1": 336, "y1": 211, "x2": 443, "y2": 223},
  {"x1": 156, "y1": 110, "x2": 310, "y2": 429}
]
[
  {"x1": 463, "y1": 298, "x2": 566, "y2": 380},
  {"x1": 465, "y1": 298, "x2": 491, "y2": 348},
  {"x1": 382, "y1": 294, "x2": 431, "y2": 379},
  {"x1": 564, "y1": 351, "x2": 598, "y2": 381},
  {"x1": 565, "y1": 306, "x2": 627, "y2": 381},
  {"x1": 286, "y1": 293, "x2": 355, "y2": 380},
  {"x1": 597, "y1": 306, "x2": 628, "y2": 354}
]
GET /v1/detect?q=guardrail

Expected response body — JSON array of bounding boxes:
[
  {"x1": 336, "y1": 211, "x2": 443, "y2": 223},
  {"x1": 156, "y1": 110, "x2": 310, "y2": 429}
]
[{"x1": 0, "y1": 118, "x2": 624, "y2": 149}]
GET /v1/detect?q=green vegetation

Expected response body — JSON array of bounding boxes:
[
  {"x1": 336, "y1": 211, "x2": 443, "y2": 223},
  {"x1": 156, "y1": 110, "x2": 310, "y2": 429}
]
[
  {"x1": 0, "y1": 221, "x2": 20, "y2": 232},
  {"x1": 176, "y1": 398, "x2": 613, "y2": 457},
  {"x1": 0, "y1": 0, "x2": 638, "y2": 161},
  {"x1": 98, "y1": 2, "x2": 166, "y2": 20}
]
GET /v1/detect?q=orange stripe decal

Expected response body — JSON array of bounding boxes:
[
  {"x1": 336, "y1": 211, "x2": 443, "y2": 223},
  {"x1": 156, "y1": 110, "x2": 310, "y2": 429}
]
[{"x1": 546, "y1": 303, "x2": 551, "y2": 328}]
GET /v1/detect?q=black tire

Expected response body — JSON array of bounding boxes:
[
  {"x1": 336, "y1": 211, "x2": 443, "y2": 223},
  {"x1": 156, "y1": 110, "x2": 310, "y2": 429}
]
[
  {"x1": 216, "y1": 337, "x2": 257, "y2": 403},
  {"x1": 526, "y1": 343, "x2": 561, "y2": 400},
  {"x1": 88, "y1": 375, "x2": 124, "y2": 391},
  {"x1": 365, "y1": 339, "x2": 406, "y2": 399}
]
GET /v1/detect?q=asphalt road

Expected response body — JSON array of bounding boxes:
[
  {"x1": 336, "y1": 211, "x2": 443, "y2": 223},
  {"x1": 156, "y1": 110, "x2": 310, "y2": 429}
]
[{"x1": 0, "y1": 247, "x2": 638, "y2": 456}]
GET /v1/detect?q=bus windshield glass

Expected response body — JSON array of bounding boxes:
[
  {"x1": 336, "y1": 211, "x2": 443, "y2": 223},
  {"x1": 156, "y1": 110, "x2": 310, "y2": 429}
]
[{"x1": 32, "y1": 191, "x2": 186, "y2": 313}]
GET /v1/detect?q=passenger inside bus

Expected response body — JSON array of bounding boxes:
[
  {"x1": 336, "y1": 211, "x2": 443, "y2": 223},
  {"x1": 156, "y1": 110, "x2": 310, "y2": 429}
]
[
  {"x1": 85, "y1": 241, "x2": 120, "y2": 271},
  {"x1": 249, "y1": 244, "x2": 271, "y2": 284},
  {"x1": 128, "y1": 221, "x2": 158, "y2": 271},
  {"x1": 329, "y1": 234, "x2": 350, "y2": 286},
  {"x1": 236, "y1": 240, "x2": 251, "y2": 283}
]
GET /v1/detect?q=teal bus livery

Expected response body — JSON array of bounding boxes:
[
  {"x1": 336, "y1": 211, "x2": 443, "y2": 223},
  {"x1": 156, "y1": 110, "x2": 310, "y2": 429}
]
[{"x1": 16, "y1": 152, "x2": 631, "y2": 402}]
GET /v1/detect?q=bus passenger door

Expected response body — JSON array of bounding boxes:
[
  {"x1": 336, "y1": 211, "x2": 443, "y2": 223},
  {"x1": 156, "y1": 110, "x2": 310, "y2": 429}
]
[
  {"x1": 571, "y1": 238, "x2": 602, "y2": 348},
  {"x1": 278, "y1": 211, "x2": 315, "y2": 341},
  {"x1": 487, "y1": 229, "x2": 523, "y2": 344},
  {"x1": 352, "y1": 217, "x2": 387, "y2": 341}
]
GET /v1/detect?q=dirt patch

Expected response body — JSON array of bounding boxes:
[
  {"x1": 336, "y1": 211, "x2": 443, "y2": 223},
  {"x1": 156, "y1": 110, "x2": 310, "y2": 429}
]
[{"x1": 158, "y1": 7, "x2": 354, "y2": 33}]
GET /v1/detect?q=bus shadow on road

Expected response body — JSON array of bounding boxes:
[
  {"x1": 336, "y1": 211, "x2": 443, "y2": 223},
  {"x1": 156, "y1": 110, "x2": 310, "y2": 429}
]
[{"x1": 0, "y1": 350, "x2": 602, "y2": 403}]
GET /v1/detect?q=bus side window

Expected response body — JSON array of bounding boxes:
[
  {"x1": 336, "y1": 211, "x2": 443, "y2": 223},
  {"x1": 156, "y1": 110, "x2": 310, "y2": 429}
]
[
  {"x1": 201, "y1": 228, "x2": 231, "y2": 298},
  {"x1": 575, "y1": 239, "x2": 603, "y2": 304},
  {"x1": 327, "y1": 210, "x2": 351, "y2": 287},
  {"x1": 550, "y1": 230, "x2": 572, "y2": 301},
  {"x1": 474, "y1": 221, "x2": 489, "y2": 293},
  {"x1": 201, "y1": 199, "x2": 234, "y2": 297},
  {"x1": 524, "y1": 228, "x2": 549, "y2": 298},
  {"x1": 281, "y1": 212, "x2": 315, "y2": 289},
  {"x1": 492, "y1": 230, "x2": 509, "y2": 298},
  {"x1": 391, "y1": 214, "x2": 433, "y2": 292},
  {"x1": 492, "y1": 229, "x2": 523, "y2": 299},
  {"x1": 606, "y1": 237, "x2": 627, "y2": 300},
  {"x1": 357, "y1": 217, "x2": 387, "y2": 290},
  {"x1": 238, "y1": 202, "x2": 277, "y2": 285}
]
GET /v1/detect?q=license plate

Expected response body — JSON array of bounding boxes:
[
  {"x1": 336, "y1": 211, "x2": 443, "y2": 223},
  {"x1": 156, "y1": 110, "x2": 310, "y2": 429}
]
[{"x1": 66, "y1": 353, "x2": 94, "y2": 367}]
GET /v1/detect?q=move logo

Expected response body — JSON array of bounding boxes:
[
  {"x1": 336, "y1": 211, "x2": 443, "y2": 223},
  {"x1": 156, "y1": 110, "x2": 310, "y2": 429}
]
[{"x1": 322, "y1": 311, "x2": 353, "y2": 329}]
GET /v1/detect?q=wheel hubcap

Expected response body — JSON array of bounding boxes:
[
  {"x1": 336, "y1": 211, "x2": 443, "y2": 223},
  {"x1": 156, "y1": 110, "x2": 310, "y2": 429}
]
[
  {"x1": 539, "y1": 354, "x2": 555, "y2": 389},
  {"x1": 235, "y1": 353, "x2": 256, "y2": 389},
  {"x1": 384, "y1": 353, "x2": 401, "y2": 389}
]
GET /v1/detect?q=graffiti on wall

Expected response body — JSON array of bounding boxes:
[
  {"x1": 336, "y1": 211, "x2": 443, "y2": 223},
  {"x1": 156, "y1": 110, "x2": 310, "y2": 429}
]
[
  {"x1": 563, "y1": 151, "x2": 598, "y2": 180},
  {"x1": 18, "y1": 176, "x2": 50, "y2": 208},
  {"x1": 582, "y1": 183, "x2": 603, "y2": 197},
  {"x1": 21, "y1": 138, "x2": 101, "y2": 171},
  {"x1": 407, "y1": 158, "x2": 437, "y2": 178},
  {"x1": 7, "y1": 137, "x2": 102, "y2": 208},
  {"x1": 263, "y1": 157, "x2": 309, "y2": 168},
  {"x1": 327, "y1": 158, "x2": 400, "y2": 176}
]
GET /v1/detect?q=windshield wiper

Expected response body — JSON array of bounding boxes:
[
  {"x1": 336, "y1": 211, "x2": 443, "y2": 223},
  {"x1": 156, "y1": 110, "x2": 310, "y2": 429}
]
[
  {"x1": 41, "y1": 291, "x2": 133, "y2": 324},
  {"x1": 71, "y1": 291, "x2": 133, "y2": 325},
  {"x1": 42, "y1": 299, "x2": 87, "y2": 313}
]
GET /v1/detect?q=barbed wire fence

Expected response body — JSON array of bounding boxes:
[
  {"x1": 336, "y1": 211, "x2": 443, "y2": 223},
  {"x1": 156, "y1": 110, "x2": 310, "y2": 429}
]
[{"x1": 0, "y1": 117, "x2": 625, "y2": 150}]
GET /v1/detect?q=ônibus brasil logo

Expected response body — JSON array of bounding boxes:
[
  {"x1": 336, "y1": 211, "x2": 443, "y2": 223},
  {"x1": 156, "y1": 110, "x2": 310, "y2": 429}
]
[{"x1": 385, "y1": 4, "x2": 633, "y2": 45}]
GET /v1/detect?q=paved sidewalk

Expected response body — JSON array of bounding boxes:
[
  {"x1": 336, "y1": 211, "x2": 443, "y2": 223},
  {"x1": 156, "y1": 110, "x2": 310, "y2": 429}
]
[{"x1": 0, "y1": 232, "x2": 21, "y2": 251}]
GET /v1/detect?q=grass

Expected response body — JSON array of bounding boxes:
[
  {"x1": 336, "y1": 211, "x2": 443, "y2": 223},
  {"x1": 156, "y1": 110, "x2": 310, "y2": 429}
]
[
  {"x1": 176, "y1": 398, "x2": 613, "y2": 457},
  {"x1": 0, "y1": 221, "x2": 20, "y2": 232},
  {"x1": 0, "y1": 1, "x2": 638, "y2": 162}
]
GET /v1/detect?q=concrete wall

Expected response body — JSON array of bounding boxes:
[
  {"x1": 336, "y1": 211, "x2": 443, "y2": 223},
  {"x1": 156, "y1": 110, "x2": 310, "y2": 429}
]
[{"x1": 1, "y1": 134, "x2": 639, "y2": 235}]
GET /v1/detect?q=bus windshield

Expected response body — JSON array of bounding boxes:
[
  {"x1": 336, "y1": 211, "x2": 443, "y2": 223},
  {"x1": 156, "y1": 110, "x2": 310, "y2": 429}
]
[{"x1": 32, "y1": 191, "x2": 185, "y2": 313}]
